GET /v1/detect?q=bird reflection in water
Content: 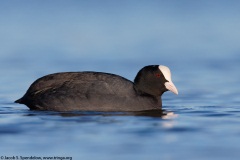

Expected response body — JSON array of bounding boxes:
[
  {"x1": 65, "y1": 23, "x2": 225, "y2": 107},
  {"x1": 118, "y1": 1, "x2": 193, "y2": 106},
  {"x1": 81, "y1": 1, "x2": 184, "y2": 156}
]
[{"x1": 54, "y1": 109, "x2": 178, "y2": 119}]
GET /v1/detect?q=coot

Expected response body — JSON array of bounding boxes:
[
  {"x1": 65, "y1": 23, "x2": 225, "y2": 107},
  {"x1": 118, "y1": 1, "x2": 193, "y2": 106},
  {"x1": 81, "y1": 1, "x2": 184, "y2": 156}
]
[{"x1": 15, "y1": 65, "x2": 178, "y2": 111}]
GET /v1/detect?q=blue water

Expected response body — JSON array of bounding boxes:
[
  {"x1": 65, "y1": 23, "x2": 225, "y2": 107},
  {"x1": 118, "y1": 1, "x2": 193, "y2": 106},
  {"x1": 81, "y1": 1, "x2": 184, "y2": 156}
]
[{"x1": 1, "y1": 1, "x2": 240, "y2": 160}]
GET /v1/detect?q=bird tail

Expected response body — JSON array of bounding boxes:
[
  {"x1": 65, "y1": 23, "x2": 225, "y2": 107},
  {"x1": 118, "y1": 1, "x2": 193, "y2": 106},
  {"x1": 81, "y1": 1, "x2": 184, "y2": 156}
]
[{"x1": 15, "y1": 98, "x2": 23, "y2": 104}]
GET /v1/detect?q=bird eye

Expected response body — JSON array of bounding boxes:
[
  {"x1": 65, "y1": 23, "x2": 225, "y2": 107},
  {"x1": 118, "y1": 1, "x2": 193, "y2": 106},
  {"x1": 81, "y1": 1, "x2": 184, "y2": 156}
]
[{"x1": 155, "y1": 73, "x2": 161, "y2": 78}]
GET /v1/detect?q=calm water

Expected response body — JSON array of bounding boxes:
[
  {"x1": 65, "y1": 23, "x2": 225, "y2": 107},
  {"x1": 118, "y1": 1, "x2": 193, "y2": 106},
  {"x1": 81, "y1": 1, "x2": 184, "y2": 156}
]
[{"x1": 1, "y1": 1, "x2": 240, "y2": 160}]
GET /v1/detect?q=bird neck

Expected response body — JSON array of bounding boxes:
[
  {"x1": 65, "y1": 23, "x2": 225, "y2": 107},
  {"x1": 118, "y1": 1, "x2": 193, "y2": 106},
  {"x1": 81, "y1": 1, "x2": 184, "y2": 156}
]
[
  {"x1": 133, "y1": 85, "x2": 162, "y2": 109},
  {"x1": 133, "y1": 83, "x2": 163, "y2": 98}
]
